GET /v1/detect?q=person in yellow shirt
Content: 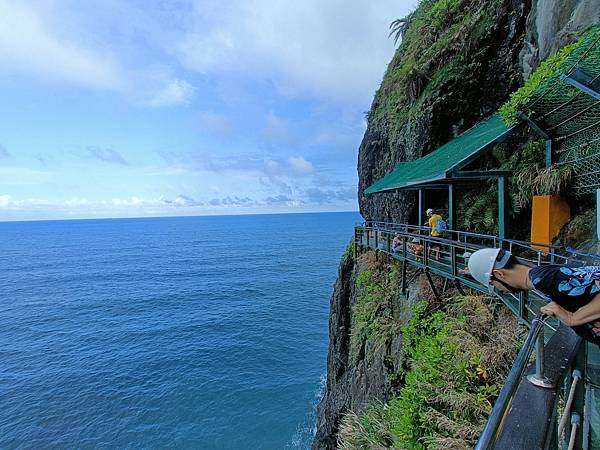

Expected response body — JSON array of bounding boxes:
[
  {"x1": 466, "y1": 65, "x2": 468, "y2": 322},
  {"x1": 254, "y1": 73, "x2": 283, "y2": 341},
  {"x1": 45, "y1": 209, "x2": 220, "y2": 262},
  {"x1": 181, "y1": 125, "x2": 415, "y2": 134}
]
[
  {"x1": 426, "y1": 208, "x2": 442, "y2": 260},
  {"x1": 426, "y1": 208, "x2": 443, "y2": 236}
]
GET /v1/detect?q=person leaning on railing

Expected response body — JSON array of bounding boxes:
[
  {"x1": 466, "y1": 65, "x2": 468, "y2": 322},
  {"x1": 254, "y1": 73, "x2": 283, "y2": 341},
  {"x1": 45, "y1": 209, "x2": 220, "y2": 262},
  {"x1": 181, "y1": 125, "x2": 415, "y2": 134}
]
[
  {"x1": 468, "y1": 248, "x2": 600, "y2": 346},
  {"x1": 392, "y1": 233, "x2": 402, "y2": 252}
]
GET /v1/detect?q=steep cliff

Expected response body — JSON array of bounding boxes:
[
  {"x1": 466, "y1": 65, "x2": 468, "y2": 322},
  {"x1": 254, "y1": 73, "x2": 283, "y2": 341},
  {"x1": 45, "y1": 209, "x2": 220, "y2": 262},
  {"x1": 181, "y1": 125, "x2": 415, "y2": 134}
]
[
  {"x1": 313, "y1": 0, "x2": 600, "y2": 448},
  {"x1": 313, "y1": 252, "x2": 420, "y2": 449},
  {"x1": 358, "y1": 0, "x2": 529, "y2": 223}
]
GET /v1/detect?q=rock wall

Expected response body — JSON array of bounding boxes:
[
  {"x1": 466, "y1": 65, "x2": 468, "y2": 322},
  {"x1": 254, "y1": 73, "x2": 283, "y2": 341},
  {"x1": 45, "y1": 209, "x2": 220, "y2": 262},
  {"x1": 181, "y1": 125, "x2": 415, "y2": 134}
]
[
  {"x1": 358, "y1": 0, "x2": 530, "y2": 223},
  {"x1": 312, "y1": 252, "x2": 420, "y2": 449},
  {"x1": 313, "y1": 0, "x2": 600, "y2": 448},
  {"x1": 521, "y1": 0, "x2": 600, "y2": 79}
]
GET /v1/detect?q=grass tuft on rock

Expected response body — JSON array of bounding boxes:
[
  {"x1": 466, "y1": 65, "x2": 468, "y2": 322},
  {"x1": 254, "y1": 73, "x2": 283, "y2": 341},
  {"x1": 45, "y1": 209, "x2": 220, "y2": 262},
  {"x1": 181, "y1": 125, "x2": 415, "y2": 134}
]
[{"x1": 339, "y1": 295, "x2": 520, "y2": 450}]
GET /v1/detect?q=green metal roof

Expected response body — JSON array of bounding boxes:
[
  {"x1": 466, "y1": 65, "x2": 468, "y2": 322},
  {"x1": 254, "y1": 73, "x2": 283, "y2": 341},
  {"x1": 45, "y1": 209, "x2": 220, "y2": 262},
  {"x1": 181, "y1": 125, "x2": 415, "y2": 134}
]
[{"x1": 365, "y1": 114, "x2": 516, "y2": 194}]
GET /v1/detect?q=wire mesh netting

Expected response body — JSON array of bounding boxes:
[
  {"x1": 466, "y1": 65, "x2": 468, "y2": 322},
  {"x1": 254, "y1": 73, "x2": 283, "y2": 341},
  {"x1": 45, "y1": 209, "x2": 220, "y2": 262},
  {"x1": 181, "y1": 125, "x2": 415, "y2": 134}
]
[{"x1": 520, "y1": 26, "x2": 600, "y2": 197}]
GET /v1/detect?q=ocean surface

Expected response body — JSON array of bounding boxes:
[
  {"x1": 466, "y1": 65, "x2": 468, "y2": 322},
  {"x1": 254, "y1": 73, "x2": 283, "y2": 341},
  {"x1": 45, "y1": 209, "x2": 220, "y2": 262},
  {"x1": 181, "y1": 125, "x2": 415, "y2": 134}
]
[{"x1": 0, "y1": 212, "x2": 360, "y2": 449}]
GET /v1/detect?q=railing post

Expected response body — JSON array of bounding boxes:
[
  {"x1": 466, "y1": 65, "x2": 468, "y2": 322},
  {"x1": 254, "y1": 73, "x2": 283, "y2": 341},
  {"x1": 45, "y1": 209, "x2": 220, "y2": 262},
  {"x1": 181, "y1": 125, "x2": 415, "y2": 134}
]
[
  {"x1": 518, "y1": 291, "x2": 527, "y2": 322},
  {"x1": 527, "y1": 328, "x2": 554, "y2": 388},
  {"x1": 401, "y1": 260, "x2": 407, "y2": 295},
  {"x1": 451, "y1": 242, "x2": 457, "y2": 278},
  {"x1": 474, "y1": 315, "x2": 547, "y2": 450},
  {"x1": 569, "y1": 414, "x2": 581, "y2": 450}
]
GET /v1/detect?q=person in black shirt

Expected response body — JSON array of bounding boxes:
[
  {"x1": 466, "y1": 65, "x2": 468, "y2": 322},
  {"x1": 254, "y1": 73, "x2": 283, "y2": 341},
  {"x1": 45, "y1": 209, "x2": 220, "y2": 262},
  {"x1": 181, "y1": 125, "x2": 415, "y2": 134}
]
[{"x1": 468, "y1": 248, "x2": 600, "y2": 345}]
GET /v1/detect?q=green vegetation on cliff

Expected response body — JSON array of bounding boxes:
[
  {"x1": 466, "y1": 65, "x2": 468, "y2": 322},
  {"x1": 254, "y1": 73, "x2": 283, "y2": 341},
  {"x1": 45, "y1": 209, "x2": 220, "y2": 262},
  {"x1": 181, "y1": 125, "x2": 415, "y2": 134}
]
[
  {"x1": 499, "y1": 26, "x2": 600, "y2": 125},
  {"x1": 351, "y1": 253, "x2": 403, "y2": 358},
  {"x1": 340, "y1": 293, "x2": 519, "y2": 450},
  {"x1": 370, "y1": 0, "x2": 503, "y2": 142}
]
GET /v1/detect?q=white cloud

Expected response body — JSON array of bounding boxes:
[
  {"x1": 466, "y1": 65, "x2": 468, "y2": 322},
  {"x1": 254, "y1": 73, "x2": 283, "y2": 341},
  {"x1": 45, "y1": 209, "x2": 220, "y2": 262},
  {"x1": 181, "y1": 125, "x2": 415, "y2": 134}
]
[
  {"x1": 177, "y1": 0, "x2": 409, "y2": 103},
  {"x1": 0, "y1": 0, "x2": 123, "y2": 90},
  {"x1": 0, "y1": 1, "x2": 195, "y2": 107},
  {"x1": 0, "y1": 167, "x2": 54, "y2": 185},
  {"x1": 288, "y1": 156, "x2": 314, "y2": 176},
  {"x1": 138, "y1": 78, "x2": 196, "y2": 107},
  {"x1": 0, "y1": 194, "x2": 11, "y2": 206}
]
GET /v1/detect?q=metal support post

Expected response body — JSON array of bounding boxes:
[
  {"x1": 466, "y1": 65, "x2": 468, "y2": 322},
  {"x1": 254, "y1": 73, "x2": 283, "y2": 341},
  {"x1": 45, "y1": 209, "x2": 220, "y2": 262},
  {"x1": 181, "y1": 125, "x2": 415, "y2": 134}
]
[
  {"x1": 454, "y1": 280, "x2": 466, "y2": 296},
  {"x1": 448, "y1": 183, "x2": 455, "y2": 229},
  {"x1": 418, "y1": 188, "x2": 424, "y2": 226},
  {"x1": 498, "y1": 175, "x2": 509, "y2": 240},
  {"x1": 425, "y1": 269, "x2": 441, "y2": 302},
  {"x1": 401, "y1": 260, "x2": 407, "y2": 295},
  {"x1": 545, "y1": 139, "x2": 553, "y2": 167},
  {"x1": 518, "y1": 291, "x2": 527, "y2": 322},
  {"x1": 527, "y1": 328, "x2": 554, "y2": 388}
]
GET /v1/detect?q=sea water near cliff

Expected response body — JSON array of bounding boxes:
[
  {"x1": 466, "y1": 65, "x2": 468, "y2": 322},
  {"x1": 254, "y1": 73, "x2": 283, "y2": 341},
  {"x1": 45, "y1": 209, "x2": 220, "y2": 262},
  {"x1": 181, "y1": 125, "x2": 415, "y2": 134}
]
[{"x1": 0, "y1": 212, "x2": 360, "y2": 449}]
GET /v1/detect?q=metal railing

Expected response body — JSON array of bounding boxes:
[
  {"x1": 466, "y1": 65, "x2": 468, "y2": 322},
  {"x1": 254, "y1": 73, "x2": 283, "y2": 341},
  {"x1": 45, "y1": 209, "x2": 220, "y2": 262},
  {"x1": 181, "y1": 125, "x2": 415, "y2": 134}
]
[
  {"x1": 354, "y1": 221, "x2": 595, "y2": 449},
  {"x1": 474, "y1": 315, "x2": 547, "y2": 450},
  {"x1": 355, "y1": 221, "x2": 590, "y2": 326}
]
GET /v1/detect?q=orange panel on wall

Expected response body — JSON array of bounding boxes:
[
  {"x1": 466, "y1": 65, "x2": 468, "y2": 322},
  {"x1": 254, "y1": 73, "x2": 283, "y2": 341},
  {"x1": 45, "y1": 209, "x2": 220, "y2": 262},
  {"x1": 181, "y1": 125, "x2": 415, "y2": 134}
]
[{"x1": 531, "y1": 195, "x2": 571, "y2": 248}]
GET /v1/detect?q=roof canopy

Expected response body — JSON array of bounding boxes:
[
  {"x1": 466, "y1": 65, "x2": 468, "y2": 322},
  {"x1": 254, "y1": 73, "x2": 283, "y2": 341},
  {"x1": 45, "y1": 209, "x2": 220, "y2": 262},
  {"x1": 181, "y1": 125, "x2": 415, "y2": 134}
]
[{"x1": 365, "y1": 114, "x2": 517, "y2": 194}]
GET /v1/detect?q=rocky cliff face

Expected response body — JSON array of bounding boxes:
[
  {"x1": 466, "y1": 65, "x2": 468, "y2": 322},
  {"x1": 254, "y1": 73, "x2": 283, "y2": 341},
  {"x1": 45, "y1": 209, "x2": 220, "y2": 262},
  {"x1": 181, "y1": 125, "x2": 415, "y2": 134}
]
[
  {"x1": 358, "y1": 0, "x2": 530, "y2": 223},
  {"x1": 312, "y1": 252, "x2": 418, "y2": 449},
  {"x1": 521, "y1": 0, "x2": 600, "y2": 79},
  {"x1": 313, "y1": 0, "x2": 600, "y2": 448}
]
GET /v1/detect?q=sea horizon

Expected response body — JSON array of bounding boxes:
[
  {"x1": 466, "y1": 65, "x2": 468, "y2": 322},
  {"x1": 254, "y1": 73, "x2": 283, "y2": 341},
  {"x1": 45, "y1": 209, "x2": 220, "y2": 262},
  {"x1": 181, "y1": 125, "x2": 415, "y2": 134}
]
[
  {"x1": 0, "y1": 209, "x2": 362, "y2": 224},
  {"x1": 0, "y1": 211, "x2": 360, "y2": 449}
]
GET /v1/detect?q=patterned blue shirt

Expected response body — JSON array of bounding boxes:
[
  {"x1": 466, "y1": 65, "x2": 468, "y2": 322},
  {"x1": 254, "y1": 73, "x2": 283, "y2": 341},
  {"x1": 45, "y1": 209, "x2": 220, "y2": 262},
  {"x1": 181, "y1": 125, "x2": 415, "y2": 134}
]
[{"x1": 530, "y1": 265, "x2": 600, "y2": 341}]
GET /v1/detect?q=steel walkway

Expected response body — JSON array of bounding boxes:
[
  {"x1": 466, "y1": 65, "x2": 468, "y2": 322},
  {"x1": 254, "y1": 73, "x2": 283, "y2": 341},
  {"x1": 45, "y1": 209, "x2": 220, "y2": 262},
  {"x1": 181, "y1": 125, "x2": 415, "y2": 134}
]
[
  {"x1": 355, "y1": 221, "x2": 590, "y2": 325},
  {"x1": 354, "y1": 221, "x2": 596, "y2": 449}
]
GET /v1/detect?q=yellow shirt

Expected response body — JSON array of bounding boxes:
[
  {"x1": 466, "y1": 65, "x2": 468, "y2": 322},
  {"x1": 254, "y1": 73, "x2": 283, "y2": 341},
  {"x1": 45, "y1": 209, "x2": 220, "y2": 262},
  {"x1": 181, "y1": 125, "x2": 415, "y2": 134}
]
[{"x1": 428, "y1": 214, "x2": 442, "y2": 236}]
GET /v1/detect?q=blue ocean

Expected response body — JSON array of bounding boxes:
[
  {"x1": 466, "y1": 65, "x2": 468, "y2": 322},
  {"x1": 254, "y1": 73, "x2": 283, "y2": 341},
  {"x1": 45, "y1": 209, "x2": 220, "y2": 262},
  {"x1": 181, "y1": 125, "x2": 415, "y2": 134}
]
[{"x1": 0, "y1": 212, "x2": 359, "y2": 449}]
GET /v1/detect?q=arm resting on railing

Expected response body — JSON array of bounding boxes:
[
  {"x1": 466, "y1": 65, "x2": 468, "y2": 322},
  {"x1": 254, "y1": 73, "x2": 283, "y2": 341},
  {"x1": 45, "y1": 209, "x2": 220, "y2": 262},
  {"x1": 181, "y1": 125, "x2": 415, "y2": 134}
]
[{"x1": 541, "y1": 292, "x2": 600, "y2": 326}]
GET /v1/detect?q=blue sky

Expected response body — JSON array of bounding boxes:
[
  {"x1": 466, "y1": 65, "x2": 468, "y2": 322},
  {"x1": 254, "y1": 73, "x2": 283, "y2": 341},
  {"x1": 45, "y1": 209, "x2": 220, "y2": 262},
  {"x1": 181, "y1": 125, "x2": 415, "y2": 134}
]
[{"x1": 0, "y1": 0, "x2": 414, "y2": 220}]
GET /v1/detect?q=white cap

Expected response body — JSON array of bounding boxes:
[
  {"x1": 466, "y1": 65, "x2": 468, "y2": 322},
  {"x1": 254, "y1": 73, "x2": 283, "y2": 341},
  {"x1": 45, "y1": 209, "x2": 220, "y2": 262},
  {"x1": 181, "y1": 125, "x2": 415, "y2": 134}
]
[
  {"x1": 426, "y1": 208, "x2": 434, "y2": 216},
  {"x1": 468, "y1": 248, "x2": 512, "y2": 293}
]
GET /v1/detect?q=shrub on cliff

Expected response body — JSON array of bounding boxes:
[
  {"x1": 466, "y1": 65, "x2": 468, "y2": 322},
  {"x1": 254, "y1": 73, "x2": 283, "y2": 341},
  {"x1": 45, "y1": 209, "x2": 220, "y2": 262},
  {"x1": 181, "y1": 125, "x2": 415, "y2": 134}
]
[
  {"x1": 370, "y1": 0, "x2": 503, "y2": 142},
  {"x1": 338, "y1": 295, "x2": 519, "y2": 450},
  {"x1": 350, "y1": 252, "x2": 403, "y2": 359}
]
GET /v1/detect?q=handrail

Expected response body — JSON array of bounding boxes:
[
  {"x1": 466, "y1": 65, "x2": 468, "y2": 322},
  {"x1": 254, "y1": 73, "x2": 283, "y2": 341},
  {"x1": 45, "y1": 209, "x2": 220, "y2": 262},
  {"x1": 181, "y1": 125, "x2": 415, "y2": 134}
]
[
  {"x1": 474, "y1": 315, "x2": 547, "y2": 450},
  {"x1": 364, "y1": 221, "x2": 562, "y2": 250},
  {"x1": 361, "y1": 220, "x2": 573, "y2": 251},
  {"x1": 355, "y1": 221, "x2": 593, "y2": 448},
  {"x1": 356, "y1": 221, "x2": 590, "y2": 266}
]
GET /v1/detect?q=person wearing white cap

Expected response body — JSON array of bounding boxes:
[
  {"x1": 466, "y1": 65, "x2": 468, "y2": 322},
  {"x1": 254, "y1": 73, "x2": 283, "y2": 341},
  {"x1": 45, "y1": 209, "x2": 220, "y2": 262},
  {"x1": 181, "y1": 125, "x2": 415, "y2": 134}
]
[{"x1": 468, "y1": 247, "x2": 600, "y2": 345}]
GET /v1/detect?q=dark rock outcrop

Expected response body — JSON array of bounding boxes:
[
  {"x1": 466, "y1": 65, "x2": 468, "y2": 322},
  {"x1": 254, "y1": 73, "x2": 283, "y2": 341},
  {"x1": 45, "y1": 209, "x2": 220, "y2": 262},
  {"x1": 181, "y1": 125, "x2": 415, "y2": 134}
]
[
  {"x1": 312, "y1": 252, "x2": 419, "y2": 450},
  {"x1": 358, "y1": 0, "x2": 530, "y2": 223},
  {"x1": 520, "y1": 0, "x2": 600, "y2": 79},
  {"x1": 313, "y1": 0, "x2": 599, "y2": 448}
]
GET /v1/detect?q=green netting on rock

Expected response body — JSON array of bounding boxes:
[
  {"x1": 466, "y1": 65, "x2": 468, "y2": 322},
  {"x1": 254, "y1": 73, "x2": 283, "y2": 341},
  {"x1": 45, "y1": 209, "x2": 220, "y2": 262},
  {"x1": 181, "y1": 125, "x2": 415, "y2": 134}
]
[{"x1": 508, "y1": 25, "x2": 600, "y2": 196}]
